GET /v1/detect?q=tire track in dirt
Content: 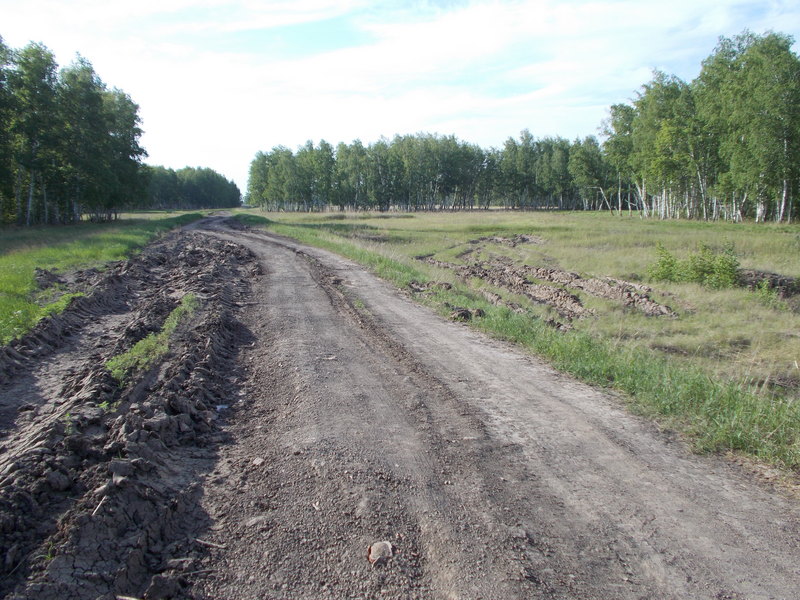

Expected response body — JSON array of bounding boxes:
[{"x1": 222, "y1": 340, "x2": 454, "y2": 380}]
[
  {"x1": 0, "y1": 227, "x2": 260, "y2": 599},
  {"x1": 188, "y1": 218, "x2": 799, "y2": 600},
  {"x1": 191, "y1": 224, "x2": 535, "y2": 598}
]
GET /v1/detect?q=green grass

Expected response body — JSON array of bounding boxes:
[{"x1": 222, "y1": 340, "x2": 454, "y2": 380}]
[
  {"x1": 480, "y1": 308, "x2": 800, "y2": 467},
  {"x1": 0, "y1": 212, "x2": 204, "y2": 344},
  {"x1": 106, "y1": 293, "x2": 199, "y2": 384},
  {"x1": 233, "y1": 208, "x2": 800, "y2": 470}
]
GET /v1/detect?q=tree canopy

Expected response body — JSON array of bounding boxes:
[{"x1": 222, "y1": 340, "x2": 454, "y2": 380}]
[
  {"x1": 247, "y1": 30, "x2": 800, "y2": 222},
  {"x1": 0, "y1": 38, "x2": 147, "y2": 224},
  {"x1": 0, "y1": 35, "x2": 241, "y2": 225},
  {"x1": 145, "y1": 165, "x2": 240, "y2": 210}
]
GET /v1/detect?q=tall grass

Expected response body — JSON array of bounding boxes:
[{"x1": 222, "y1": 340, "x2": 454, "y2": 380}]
[{"x1": 0, "y1": 213, "x2": 203, "y2": 344}]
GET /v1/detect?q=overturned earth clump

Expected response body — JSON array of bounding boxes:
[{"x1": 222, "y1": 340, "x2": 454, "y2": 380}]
[
  {"x1": 511, "y1": 263, "x2": 676, "y2": 317},
  {"x1": 416, "y1": 249, "x2": 675, "y2": 324},
  {"x1": 469, "y1": 234, "x2": 543, "y2": 247},
  {"x1": 0, "y1": 227, "x2": 260, "y2": 600},
  {"x1": 419, "y1": 257, "x2": 591, "y2": 322},
  {"x1": 739, "y1": 269, "x2": 800, "y2": 298}
]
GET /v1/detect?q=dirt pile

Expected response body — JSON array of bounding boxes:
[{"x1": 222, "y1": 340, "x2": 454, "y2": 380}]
[
  {"x1": 416, "y1": 253, "x2": 675, "y2": 323},
  {"x1": 514, "y1": 264, "x2": 676, "y2": 317},
  {"x1": 457, "y1": 234, "x2": 543, "y2": 260},
  {"x1": 469, "y1": 234, "x2": 543, "y2": 247},
  {"x1": 407, "y1": 281, "x2": 452, "y2": 294},
  {"x1": 739, "y1": 269, "x2": 800, "y2": 298},
  {"x1": 0, "y1": 228, "x2": 259, "y2": 599},
  {"x1": 420, "y1": 257, "x2": 590, "y2": 322}
]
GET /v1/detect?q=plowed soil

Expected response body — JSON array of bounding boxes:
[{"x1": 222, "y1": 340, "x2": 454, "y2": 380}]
[{"x1": 1, "y1": 215, "x2": 798, "y2": 600}]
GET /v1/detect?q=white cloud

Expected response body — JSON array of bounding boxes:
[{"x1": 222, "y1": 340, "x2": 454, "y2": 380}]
[{"x1": 2, "y1": 0, "x2": 798, "y2": 192}]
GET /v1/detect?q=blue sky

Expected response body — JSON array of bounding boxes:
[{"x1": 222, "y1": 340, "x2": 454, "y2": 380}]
[{"x1": 2, "y1": 0, "x2": 799, "y2": 193}]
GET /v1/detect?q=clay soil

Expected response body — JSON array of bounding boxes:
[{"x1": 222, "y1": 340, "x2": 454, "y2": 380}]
[{"x1": 1, "y1": 215, "x2": 799, "y2": 599}]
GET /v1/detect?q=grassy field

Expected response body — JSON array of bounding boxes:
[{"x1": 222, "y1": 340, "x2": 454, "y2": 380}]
[
  {"x1": 0, "y1": 211, "x2": 204, "y2": 344},
  {"x1": 235, "y1": 209, "x2": 800, "y2": 471}
]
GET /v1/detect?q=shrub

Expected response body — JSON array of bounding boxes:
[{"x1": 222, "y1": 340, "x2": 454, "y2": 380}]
[
  {"x1": 647, "y1": 243, "x2": 680, "y2": 282},
  {"x1": 648, "y1": 243, "x2": 740, "y2": 289}
]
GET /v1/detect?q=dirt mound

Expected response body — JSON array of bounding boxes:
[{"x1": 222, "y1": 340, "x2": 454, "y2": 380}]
[
  {"x1": 0, "y1": 226, "x2": 260, "y2": 599},
  {"x1": 469, "y1": 234, "x2": 543, "y2": 247},
  {"x1": 420, "y1": 257, "x2": 590, "y2": 322},
  {"x1": 739, "y1": 269, "x2": 799, "y2": 297},
  {"x1": 416, "y1": 253, "x2": 674, "y2": 322},
  {"x1": 516, "y1": 265, "x2": 676, "y2": 317},
  {"x1": 33, "y1": 268, "x2": 65, "y2": 290},
  {"x1": 407, "y1": 281, "x2": 452, "y2": 294}
]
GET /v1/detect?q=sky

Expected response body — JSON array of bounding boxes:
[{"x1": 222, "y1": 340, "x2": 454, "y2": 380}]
[{"x1": 2, "y1": 0, "x2": 799, "y2": 195}]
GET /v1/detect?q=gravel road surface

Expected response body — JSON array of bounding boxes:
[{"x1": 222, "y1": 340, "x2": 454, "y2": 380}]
[{"x1": 189, "y1": 218, "x2": 800, "y2": 600}]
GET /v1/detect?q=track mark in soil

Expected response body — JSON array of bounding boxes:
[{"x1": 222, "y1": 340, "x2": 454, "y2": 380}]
[{"x1": 0, "y1": 227, "x2": 260, "y2": 599}]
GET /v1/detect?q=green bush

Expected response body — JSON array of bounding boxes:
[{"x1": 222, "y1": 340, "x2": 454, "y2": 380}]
[
  {"x1": 754, "y1": 279, "x2": 787, "y2": 310},
  {"x1": 647, "y1": 243, "x2": 680, "y2": 282},
  {"x1": 648, "y1": 243, "x2": 740, "y2": 289}
]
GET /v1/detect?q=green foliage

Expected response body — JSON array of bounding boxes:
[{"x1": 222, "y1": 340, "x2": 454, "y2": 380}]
[
  {"x1": 689, "y1": 244, "x2": 739, "y2": 288},
  {"x1": 106, "y1": 293, "x2": 198, "y2": 383},
  {"x1": 145, "y1": 165, "x2": 241, "y2": 209},
  {"x1": 62, "y1": 412, "x2": 75, "y2": 435},
  {"x1": 244, "y1": 29, "x2": 800, "y2": 223},
  {"x1": 0, "y1": 39, "x2": 147, "y2": 226},
  {"x1": 647, "y1": 243, "x2": 680, "y2": 282},
  {"x1": 37, "y1": 542, "x2": 57, "y2": 562},
  {"x1": 754, "y1": 279, "x2": 788, "y2": 310},
  {"x1": 648, "y1": 243, "x2": 739, "y2": 288},
  {"x1": 246, "y1": 131, "x2": 597, "y2": 213}
]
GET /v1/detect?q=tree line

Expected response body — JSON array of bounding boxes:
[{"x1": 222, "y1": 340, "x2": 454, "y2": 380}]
[
  {"x1": 144, "y1": 165, "x2": 240, "y2": 210},
  {"x1": 247, "y1": 133, "x2": 610, "y2": 213},
  {"x1": 0, "y1": 36, "x2": 241, "y2": 226},
  {"x1": 247, "y1": 31, "x2": 799, "y2": 222},
  {"x1": 0, "y1": 37, "x2": 147, "y2": 224}
]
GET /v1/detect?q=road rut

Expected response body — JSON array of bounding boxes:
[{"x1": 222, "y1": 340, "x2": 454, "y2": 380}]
[{"x1": 188, "y1": 218, "x2": 799, "y2": 600}]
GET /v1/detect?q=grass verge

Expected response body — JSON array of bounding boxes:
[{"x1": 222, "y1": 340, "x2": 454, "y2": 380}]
[
  {"x1": 0, "y1": 212, "x2": 204, "y2": 344},
  {"x1": 480, "y1": 308, "x2": 799, "y2": 468},
  {"x1": 106, "y1": 293, "x2": 199, "y2": 384},
  {"x1": 235, "y1": 212, "x2": 800, "y2": 471}
]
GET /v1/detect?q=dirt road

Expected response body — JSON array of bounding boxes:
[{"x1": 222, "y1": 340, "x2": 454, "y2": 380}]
[{"x1": 1, "y1": 216, "x2": 799, "y2": 599}]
